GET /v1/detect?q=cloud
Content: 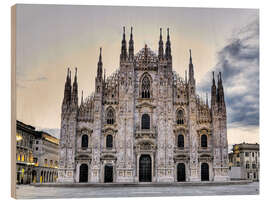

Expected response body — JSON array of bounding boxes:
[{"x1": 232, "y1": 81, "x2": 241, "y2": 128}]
[
  {"x1": 24, "y1": 76, "x2": 48, "y2": 82},
  {"x1": 16, "y1": 76, "x2": 48, "y2": 89},
  {"x1": 198, "y1": 18, "x2": 259, "y2": 128}
]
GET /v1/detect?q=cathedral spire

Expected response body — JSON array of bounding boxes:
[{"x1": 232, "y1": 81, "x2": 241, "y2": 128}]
[
  {"x1": 63, "y1": 67, "x2": 72, "y2": 105},
  {"x1": 72, "y1": 67, "x2": 78, "y2": 106},
  {"x1": 74, "y1": 67, "x2": 77, "y2": 83},
  {"x1": 97, "y1": 47, "x2": 103, "y2": 80},
  {"x1": 165, "y1": 28, "x2": 171, "y2": 60},
  {"x1": 217, "y1": 72, "x2": 221, "y2": 104},
  {"x1": 68, "y1": 68, "x2": 71, "y2": 86},
  {"x1": 212, "y1": 70, "x2": 216, "y2": 86},
  {"x1": 188, "y1": 49, "x2": 194, "y2": 83},
  {"x1": 211, "y1": 71, "x2": 217, "y2": 108},
  {"x1": 81, "y1": 90, "x2": 83, "y2": 106},
  {"x1": 128, "y1": 26, "x2": 134, "y2": 60},
  {"x1": 158, "y1": 28, "x2": 164, "y2": 60},
  {"x1": 217, "y1": 72, "x2": 225, "y2": 108},
  {"x1": 120, "y1": 26, "x2": 127, "y2": 61},
  {"x1": 189, "y1": 49, "x2": 192, "y2": 64},
  {"x1": 66, "y1": 67, "x2": 69, "y2": 82}
]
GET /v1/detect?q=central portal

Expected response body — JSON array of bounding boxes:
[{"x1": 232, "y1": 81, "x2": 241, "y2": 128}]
[
  {"x1": 139, "y1": 155, "x2": 152, "y2": 182},
  {"x1": 104, "y1": 165, "x2": 113, "y2": 183},
  {"x1": 177, "y1": 163, "x2": 186, "y2": 182},
  {"x1": 79, "y1": 164, "x2": 88, "y2": 183},
  {"x1": 201, "y1": 163, "x2": 209, "y2": 181}
]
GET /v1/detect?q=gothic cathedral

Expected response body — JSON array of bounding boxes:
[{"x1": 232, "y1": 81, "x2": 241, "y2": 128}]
[{"x1": 58, "y1": 27, "x2": 230, "y2": 183}]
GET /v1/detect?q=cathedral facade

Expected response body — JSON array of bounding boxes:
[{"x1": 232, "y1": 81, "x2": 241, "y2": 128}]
[{"x1": 58, "y1": 27, "x2": 230, "y2": 183}]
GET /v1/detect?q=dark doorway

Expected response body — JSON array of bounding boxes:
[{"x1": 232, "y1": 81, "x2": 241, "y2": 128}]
[
  {"x1": 139, "y1": 155, "x2": 152, "y2": 182},
  {"x1": 104, "y1": 165, "x2": 113, "y2": 183},
  {"x1": 177, "y1": 163, "x2": 186, "y2": 182},
  {"x1": 201, "y1": 163, "x2": 209, "y2": 181},
  {"x1": 17, "y1": 171, "x2": 20, "y2": 184},
  {"x1": 79, "y1": 164, "x2": 88, "y2": 183},
  {"x1": 32, "y1": 170, "x2": 37, "y2": 183}
]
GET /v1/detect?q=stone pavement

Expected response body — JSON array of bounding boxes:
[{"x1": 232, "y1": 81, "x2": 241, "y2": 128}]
[{"x1": 15, "y1": 182, "x2": 259, "y2": 199}]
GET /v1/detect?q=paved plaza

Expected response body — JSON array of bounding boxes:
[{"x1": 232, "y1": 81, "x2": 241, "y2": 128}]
[{"x1": 15, "y1": 182, "x2": 259, "y2": 199}]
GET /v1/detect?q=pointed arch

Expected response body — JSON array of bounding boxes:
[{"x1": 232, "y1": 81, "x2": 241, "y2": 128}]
[
  {"x1": 106, "y1": 107, "x2": 115, "y2": 125},
  {"x1": 176, "y1": 109, "x2": 185, "y2": 124},
  {"x1": 140, "y1": 73, "x2": 152, "y2": 98}
]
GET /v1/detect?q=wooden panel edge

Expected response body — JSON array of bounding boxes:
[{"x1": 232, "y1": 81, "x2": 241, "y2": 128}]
[{"x1": 11, "y1": 4, "x2": 17, "y2": 199}]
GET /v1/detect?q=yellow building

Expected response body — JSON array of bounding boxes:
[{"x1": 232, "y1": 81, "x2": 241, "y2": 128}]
[{"x1": 16, "y1": 120, "x2": 59, "y2": 184}]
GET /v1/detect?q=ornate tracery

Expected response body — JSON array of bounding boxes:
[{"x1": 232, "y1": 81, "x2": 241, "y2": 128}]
[
  {"x1": 106, "y1": 107, "x2": 115, "y2": 125},
  {"x1": 176, "y1": 109, "x2": 184, "y2": 124},
  {"x1": 141, "y1": 76, "x2": 151, "y2": 98}
]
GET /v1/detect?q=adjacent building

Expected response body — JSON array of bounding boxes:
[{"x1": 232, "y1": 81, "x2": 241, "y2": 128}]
[
  {"x1": 229, "y1": 143, "x2": 259, "y2": 181},
  {"x1": 16, "y1": 121, "x2": 36, "y2": 184},
  {"x1": 58, "y1": 27, "x2": 230, "y2": 183},
  {"x1": 32, "y1": 131, "x2": 59, "y2": 183},
  {"x1": 16, "y1": 120, "x2": 59, "y2": 184}
]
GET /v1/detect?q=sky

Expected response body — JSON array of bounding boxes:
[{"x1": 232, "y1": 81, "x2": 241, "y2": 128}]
[{"x1": 15, "y1": 4, "x2": 259, "y2": 145}]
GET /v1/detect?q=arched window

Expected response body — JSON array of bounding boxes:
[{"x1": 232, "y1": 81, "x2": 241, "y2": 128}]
[
  {"x1": 106, "y1": 135, "x2": 113, "y2": 149},
  {"x1": 176, "y1": 110, "x2": 184, "y2": 124},
  {"x1": 141, "y1": 114, "x2": 150, "y2": 130},
  {"x1": 178, "y1": 134, "x2": 184, "y2": 148},
  {"x1": 141, "y1": 76, "x2": 151, "y2": 98},
  {"x1": 106, "y1": 108, "x2": 115, "y2": 125},
  {"x1": 201, "y1": 134, "x2": 208, "y2": 148},
  {"x1": 81, "y1": 134, "x2": 88, "y2": 149}
]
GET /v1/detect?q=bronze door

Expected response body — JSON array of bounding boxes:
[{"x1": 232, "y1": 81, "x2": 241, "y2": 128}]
[
  {"x1": 201, "y1": 163, "x2": 209, "y2": 181},
  {"x1": 177, "y1": 163, "x2": 186, "y2": 182},
  {"x1": 79, "y1": 164, "x2": 88, "y2": 183},
  {"x1": 139, "y1": 155, "x2": 152, "y2": 182},
  {"x1": 104, "y1": 165, "x2": 113, "y2": 183}
]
